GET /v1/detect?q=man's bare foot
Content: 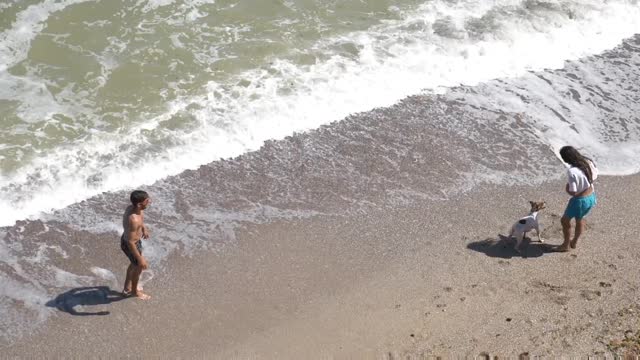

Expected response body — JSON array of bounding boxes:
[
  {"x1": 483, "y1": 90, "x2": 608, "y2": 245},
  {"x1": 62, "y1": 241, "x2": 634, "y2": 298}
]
[
  {"x1": 122, "y1": 286, "x2": 144, "y2": 297},
  {"x1": 554, "y1": 246, "x2": 570, "y2": 252},
  {"x1": 134, "y1": 291, "x2": 151, "y2": 300},
  {"x1": 570, "y1": 239, "x2": 578, "y2": 249}
]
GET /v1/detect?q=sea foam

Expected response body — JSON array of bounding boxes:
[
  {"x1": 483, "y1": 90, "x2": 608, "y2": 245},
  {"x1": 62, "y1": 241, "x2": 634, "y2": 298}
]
[{"x1": 1, "y1": 0, "x2": 640, "y2": 226}]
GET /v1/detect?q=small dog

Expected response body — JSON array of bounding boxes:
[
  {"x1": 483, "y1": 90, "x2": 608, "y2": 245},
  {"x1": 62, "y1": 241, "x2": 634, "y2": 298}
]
[{"x1": 509, "y1": 201, "x2": 546, "y2": 253}]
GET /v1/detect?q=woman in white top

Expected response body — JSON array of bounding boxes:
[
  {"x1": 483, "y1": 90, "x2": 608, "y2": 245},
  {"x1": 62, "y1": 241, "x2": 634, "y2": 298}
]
[{"x1": 558, "y1": 146, "x2": 598, "y2": 252}]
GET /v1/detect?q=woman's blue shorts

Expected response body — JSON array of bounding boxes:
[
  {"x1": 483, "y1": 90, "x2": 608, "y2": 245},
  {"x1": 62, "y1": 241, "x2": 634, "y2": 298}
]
[{"x1": 564, "y1": 192, "x2": 597, "y2": 220}]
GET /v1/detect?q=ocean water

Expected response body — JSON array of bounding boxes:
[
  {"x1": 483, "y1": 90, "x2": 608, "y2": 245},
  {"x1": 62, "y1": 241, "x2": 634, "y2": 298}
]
[
  {"x1": 2, "y1": 0, "x2": 640, "y2": 346},
  {"x1": 2, "y1": 0, "x2": 640, "y2": 227}
]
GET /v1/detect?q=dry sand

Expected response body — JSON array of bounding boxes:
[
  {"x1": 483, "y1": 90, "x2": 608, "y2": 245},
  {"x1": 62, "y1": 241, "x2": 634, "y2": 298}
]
[{"x1": 3, "y1": 173, "x2": 640, "y2": 358}]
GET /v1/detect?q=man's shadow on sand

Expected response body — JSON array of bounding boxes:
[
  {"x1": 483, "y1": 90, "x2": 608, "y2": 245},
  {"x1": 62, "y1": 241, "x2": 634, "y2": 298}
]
[
  {"x1": 467, "y1": 235, "x2": 560, "y2": 259},
  {"x1": 46, "y1": 286, "x2": 126, "y2": 316}
]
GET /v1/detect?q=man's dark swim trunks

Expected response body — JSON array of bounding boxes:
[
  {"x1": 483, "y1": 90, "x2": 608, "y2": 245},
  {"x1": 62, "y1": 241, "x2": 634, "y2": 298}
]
[{"x1": 121, "y1": 234, "x2": 142, "y2": 266}]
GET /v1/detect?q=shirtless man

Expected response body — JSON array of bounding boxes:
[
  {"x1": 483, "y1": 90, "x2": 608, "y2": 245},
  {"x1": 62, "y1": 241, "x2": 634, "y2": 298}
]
[{"x1": 121, "y1": 190, "x2": 151, "y2": 300}]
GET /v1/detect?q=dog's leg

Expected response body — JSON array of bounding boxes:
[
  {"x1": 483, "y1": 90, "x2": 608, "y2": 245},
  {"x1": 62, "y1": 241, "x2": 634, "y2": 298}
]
[
  {"x1": 536, "y1": 224, "x2": 543, "y2": 243},
  {"x1": 515, "y1": 233, "x2": 524, "y2": 253}
]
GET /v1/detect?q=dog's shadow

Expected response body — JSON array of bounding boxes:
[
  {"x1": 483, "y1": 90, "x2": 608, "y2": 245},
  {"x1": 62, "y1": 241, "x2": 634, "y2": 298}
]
[
  {"x1": 467, "y1": 235, "x2": 557, "y2": 259},
  {"x1": 46, "y1": 286, "x2": 126, "y2": 316}
]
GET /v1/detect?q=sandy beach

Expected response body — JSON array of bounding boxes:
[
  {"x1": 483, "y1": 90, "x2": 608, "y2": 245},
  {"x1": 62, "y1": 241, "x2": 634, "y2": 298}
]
[
  {"x1": 3, "y1": 171, "x2": 640, "y2": 358},
  {"x1": 3, "y1": 68, "x2": 640, "y2": 357},
  {"x1": 3, "y1": 2, "x2": 640, "y2": 358}
]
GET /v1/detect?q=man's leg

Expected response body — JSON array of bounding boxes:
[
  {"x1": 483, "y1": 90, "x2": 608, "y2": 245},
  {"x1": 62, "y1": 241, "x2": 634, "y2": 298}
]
[
  {"x1": 131, "y1": 266, "x2": 150, "y2": 300},
  {"x1": 559, "y1": 216, "x2": 572, "y2": 251},
  {"x1": 123, "y1": 263, "x2": 135, "y2": 294},
  {"x1": 571, "y1": 218, "x2": 586, "y2": 249}
]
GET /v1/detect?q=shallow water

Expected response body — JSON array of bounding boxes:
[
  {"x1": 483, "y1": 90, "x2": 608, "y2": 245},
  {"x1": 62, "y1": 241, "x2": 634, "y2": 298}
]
[{"x1": 1, "y1": 0, "x2": 640, "y2": 226}]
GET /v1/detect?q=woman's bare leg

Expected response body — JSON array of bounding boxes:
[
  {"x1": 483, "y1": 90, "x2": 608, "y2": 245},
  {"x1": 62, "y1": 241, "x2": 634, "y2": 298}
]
[
  {"x1": 571, "y1": 218, "x2": 586, "y2": 249},
  {"x1": 559, "y1": 216, "x2": 572, "y2": 251}
]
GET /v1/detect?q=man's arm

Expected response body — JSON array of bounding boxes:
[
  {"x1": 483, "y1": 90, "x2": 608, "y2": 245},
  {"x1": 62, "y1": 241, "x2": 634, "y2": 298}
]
[
  {"x1": 141, "y1": 223, "x2": 150, "y2": 239},
  {"x1": 127, "y1": 216, "x2": 148, "y2": 269}
]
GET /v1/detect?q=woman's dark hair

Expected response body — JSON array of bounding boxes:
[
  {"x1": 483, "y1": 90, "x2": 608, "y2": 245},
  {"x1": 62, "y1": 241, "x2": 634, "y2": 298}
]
[
  {"x1": 130, "y1": 190, "x2": 149, "y2": 205},
  {"x1": 559, "y1": 146, "x2": 594, "y2": 183}
]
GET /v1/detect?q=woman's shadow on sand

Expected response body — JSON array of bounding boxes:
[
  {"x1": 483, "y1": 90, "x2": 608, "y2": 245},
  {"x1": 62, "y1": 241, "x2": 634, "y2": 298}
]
[
  {"x1": 46, "y1": 286, "x2": 126, "y2": 316},
  {"x1": 467, "y1": 235, "x2": 558, "y2": 259}
]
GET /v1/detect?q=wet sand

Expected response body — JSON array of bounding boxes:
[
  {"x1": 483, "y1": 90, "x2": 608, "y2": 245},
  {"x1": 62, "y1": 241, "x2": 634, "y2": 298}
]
[{"x1": 4, "y1": 173, "x2": 640, "y2": 358}]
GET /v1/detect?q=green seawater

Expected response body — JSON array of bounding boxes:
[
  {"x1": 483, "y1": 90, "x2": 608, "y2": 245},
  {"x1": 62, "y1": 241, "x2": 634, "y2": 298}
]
[{"x1": 0, "y1": 0, "x2": 423, "y2": 173}]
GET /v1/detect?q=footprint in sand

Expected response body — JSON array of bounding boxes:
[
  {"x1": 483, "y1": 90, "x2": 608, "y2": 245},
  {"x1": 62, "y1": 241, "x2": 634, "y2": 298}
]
[
  {"x1": 540, "y1": 212, "x2": 565, "y2": 241},
  {"x1": 534, "y1": 281, "x2": 570, "y2": 305},
  {"x1": 554, "y1": 295, "x2": 570, "y2": 306},
  {"x1": 580, "y1": 289, "x2": 602, "y2": 301}
]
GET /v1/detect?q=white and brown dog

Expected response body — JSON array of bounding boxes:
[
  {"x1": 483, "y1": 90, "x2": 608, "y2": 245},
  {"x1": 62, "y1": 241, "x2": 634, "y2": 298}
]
[{"x1": 509, "y1": 201, "x2": 546, "y2": 253}]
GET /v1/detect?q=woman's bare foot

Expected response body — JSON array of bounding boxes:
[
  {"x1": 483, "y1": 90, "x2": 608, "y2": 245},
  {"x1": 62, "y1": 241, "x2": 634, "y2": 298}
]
[
  {"x1": 554, "y1": 246, "x2": 571, "y2": 252},
  {"x1": 570, "y1": 239, "x2": 578, "y2": 249}
]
